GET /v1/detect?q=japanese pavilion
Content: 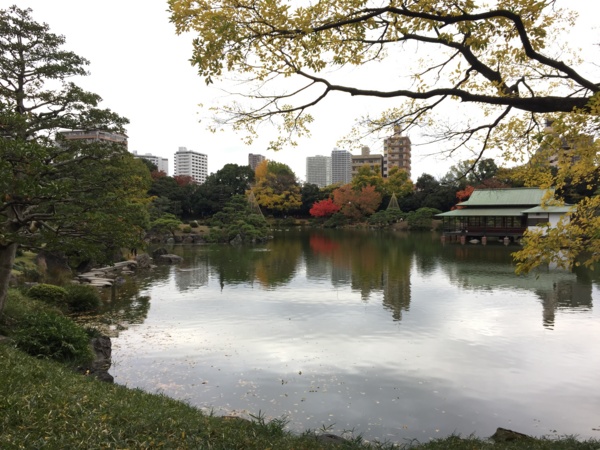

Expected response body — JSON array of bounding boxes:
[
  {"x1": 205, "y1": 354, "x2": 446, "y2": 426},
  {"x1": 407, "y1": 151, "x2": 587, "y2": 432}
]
[{"x1": 436, "y1": 188, "x2": 573, "y2": 241}]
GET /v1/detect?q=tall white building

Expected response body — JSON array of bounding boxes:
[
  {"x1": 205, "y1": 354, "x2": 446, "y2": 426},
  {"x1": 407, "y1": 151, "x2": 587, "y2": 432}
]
[
  {"x1": 331, "y1": 148, "x2": 352, "y2": 185},
  {"x1": 132, "y1": 151, "x2": 169, "y2": 175},
  {"x1": 306, "y1": 155, "x2": 332, "y2": 188},
  {"x1": 174, "y1": 146, "x2": 208, "y2": 183}
]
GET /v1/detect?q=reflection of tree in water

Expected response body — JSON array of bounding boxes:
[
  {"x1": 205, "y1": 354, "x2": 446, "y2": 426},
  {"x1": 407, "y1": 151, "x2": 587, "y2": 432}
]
[
  {"x1": 188, "y1": 239, "x2": 303, "y2": 289},
  {"x1": 78, "y1": 276, "x2": 154, "y2": 337},
  {"x1": 306, "y1": 230, "x2": 415, "y2": 321},
  {"x1": 255, "y1": 236, "x2": 302, "y2": 288},
  {"x1": 204, "y1": 245, "x2": 265, "y2": 286}
]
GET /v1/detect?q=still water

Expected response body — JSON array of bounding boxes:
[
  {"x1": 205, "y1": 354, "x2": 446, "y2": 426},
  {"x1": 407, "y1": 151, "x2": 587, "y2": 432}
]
[{"x1": 109, "y1": 229, "x2": 600, "y2": 443}]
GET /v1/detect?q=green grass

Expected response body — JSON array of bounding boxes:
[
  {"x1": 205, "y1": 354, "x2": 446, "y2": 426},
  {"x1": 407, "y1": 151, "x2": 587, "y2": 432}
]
[
  {"x1": 1, "y1": 345, "x2": 599, "y2": 450},
  {"x1": 1, "y1": 290, "x2": 599, "y2": 449},
  {"x1": 0, "y1": 344, "x2": 388, "y2": 449}
]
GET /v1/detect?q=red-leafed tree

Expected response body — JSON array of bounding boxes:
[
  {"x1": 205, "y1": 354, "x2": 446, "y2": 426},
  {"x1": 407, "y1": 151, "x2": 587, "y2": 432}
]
[
  {"x1": 174, "y1": 175, "x2": 195, "y2": 186},
  {"x1": 333, "y1": 185, "x2": 381, "y2": 220},
  {"x1": 151, "y1": 170, "x2": 168, "y2": 180},
  {"x1": 309, "y1": 198, "x2": 340, "y2": 218},
  {"x1": 454, "y1": 185, "x2": 475, "y2": 209}
]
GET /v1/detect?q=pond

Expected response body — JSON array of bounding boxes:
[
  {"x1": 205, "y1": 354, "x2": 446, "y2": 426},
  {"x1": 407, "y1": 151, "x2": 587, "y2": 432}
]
[{"x1": 108, "y1": 229, "x2": 600, "y2": 443}]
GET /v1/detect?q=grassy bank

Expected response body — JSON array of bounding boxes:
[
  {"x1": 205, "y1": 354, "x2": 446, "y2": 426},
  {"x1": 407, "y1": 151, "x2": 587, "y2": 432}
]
[{"x1": 1, "y1": 290, "x2": 599, "y2": 449}]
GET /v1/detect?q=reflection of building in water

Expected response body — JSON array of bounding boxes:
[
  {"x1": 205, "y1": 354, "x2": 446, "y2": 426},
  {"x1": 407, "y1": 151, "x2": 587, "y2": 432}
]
[
  {"x1": 536, "y1": 276, "x2": 593, "y2": 329},
  {"x1": 305, "y1": 254, "x2": 332, "y2": 281},
  {"x1": 381, "y1": 261, "x2": 412, "y2": 321},
  {"x1": 331, "y1": 264, "x2": 352, "y2": 288},
  {"x1": 443, "y1": 259, "x2": 593, "y2": 329},
  {"x1": 174, "y1": 262, "x2": 209, "y2": 291}
]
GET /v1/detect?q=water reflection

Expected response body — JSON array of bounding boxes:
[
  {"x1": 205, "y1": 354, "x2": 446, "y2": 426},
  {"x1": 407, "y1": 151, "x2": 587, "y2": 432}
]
[
  {"x1": 147, "y1": 230, "x2": 596, "y2": 328},
  {"x1": 110, "y1": 230, "x2": 600, "y2": 443}
]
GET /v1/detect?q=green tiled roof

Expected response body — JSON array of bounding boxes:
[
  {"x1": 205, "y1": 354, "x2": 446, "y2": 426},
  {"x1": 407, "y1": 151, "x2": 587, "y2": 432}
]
[
  {"x1": 457, "y1": 188, "x2": 553, "y2": 207},
  {"x1": 436, "y1": 208, "x2": 526, "y2": 217},
  {"x1": 521, "y1": 205, "x2": 574, "y2": 214}
]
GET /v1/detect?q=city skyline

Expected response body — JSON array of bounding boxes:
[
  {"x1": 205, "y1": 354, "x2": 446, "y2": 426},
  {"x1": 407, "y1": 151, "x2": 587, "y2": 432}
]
[{"x1": 5, "y1": 1, "x2": 598, "y2": 183}]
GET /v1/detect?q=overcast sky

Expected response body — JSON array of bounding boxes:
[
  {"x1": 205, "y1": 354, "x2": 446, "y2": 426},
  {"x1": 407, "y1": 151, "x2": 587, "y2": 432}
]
[{"x1": 3, "y1": 1, "x2": 598, "y2": 181}]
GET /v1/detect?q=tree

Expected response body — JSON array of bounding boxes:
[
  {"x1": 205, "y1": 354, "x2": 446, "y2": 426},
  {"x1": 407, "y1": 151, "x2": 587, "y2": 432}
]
[
  {"x1": 173, "y1": 175, "x2": 195, "y2": 187},
  {"x1": 148, "y1": 176, "x2": 185, "y2": 218},
  {"x1": 446, "y1": 159, "x2": 500, "y2": 185},
  {"x1": 208, "y1": 195, "x2": 270, "y2": 243},
  {"x1": 309, "y1": 198, "x2": 340, "y2": 218},
  {"x1": 333, "y1": 185, "x2": 381, "y2": 220},
  {"x1": 0, "y1": 7, "x2": 150, "y2": 313},
  {"x1": 192, "y1": 163, "x2": 255, "y2": 216},
  {"x1": 150, "y1": 214, "x2": 182, "y2": 238},
  {"x1": 455, "y1": 185, "x2": 475, "y2": 206},
  {"x1": 383, "y1": 167, "x2": 413, "y2": 198},
  {"x1": 170, "y1": 0, "x2": 600, "y2": 271},
  {"x1": 352, "y1": 165, "x2": 384, "y2": 192},
  {"x1": 299, "y1": 183, "x2": 326, "y2": 216},
  {"x1": 252, "y1": 160, "x2": 302, "y2": 215}
]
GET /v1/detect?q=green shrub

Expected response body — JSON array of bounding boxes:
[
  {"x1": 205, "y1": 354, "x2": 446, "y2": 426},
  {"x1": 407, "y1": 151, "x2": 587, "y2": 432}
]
[
  {"x1": 368, "y1": 209, "x2": 407, "y2": 227},
  {"x1": 189, "y1": 220, "x2": 199, "y2": 228},
  {"x1": 27, "y1": 283, "x2": 68, "y2": 307},
  {"x1": 182, "y1": 225, "x2": 192, "y2": 233},
  {"x1": 12, "y1": 311, "x2": 94, "y2": 365},
  {"x1": 22, "y1": 267, "x2": 44, "y2": 282},
  {"x1": 64, "y1": 284, "x2": 101, "y2": 312},
  {"x1": 407, "y1": 207, "x2": 442, "y2": 230},
  {"x1": 323, "y1": 212, "x2": 349, "y2": 228}
]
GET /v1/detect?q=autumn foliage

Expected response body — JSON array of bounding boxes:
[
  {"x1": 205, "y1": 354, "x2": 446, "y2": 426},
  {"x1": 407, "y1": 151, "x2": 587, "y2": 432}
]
[
  {"x1": 454, "y1": 185, "x2": 475, "y2": 209},
  {"x1": 309, "y1": 198, "x2": 340, "y2": 218},
  {"x1": 333, "y1": 185, "x2": 382, "y2": 220},
  {"x1": 174, "y1": 175, "x2": 195, "y2": 186}
]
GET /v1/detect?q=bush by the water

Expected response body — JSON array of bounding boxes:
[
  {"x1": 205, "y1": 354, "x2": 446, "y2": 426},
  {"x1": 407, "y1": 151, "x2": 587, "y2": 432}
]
[
  {"x1": 64, "y1": 284, "x2": 101, "y2": 312},
  {"x1": 368, "y1": 209, "x2": 407, "y2": 228},
  {"x1": 406, "y1": 207, "x2": 442, "y2": 230},
  {"x1": 12, "y1": 310, "x2": 93, "y2": 364},
  {"x1": 27, "y1": 283, "x2": 68, "y2": 307},
  {"x1": 323, "y1": 212, "x2": 349, "y2": 228}
]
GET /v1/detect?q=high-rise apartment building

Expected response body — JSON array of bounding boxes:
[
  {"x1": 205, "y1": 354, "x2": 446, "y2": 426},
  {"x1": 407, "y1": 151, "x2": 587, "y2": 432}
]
[
  {"x1": 351, "y1": 146, "x2": 383, "y2": 178},
  {"x1": 174, "y1": 146, "x2": 208, "y2": 183},
  {"x1": 248, "y1": 153, "x2": 266, "y2": 171},
  {"x1": 331, "y1": 149, "x2": 352, "y2": 185},
  {"x1": 132, "y1": 151, "x2": 169, "y2": 174},
  {"x1": 306, "y1": 155, "x2": 332, "y2": 187},
  {"x1": 58, "y1": 130, "x2": 128, "y2": 149},
  {"x1": 383, "y1": 127, "x2": 411, "y2": 178}
]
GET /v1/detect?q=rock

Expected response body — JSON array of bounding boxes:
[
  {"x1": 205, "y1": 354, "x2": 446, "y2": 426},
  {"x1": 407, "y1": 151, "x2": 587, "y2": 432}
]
[
  {"x1": 157, "y1": 254, "x2": 183, "y2": 264},
  {"x1": 135, "y1": 253, "x2": 153, "y2": 269},
  {"x1": 82, "y1": 336, "x2": 114, "y2": 383},
  {"x1": 491, "y1": 428, "x2": 533, "y2": 442},
  {"x1": 152, "y1": 247, "x2": 168, "y2": 258}
]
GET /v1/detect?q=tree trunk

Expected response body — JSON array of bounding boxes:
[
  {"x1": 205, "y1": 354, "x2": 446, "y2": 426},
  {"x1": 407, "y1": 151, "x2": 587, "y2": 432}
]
[{"x1": 0, "y1": 243, "x2": 18, "y2": 314}]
